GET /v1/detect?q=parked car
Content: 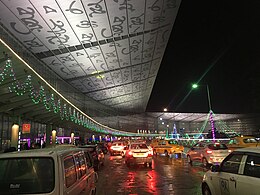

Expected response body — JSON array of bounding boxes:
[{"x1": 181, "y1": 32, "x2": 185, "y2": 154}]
[
  {"x1": 187, "y1": 142, "x2": 231, "y2": 167},
  {"x1": 153, "y1": 139, "x2": 184, "y2": 157},
  {"x1": 150, "y1": 139, "x2": 160, "y2": 148},
  {"x1": 0, "y1": 146, "x2": 98, "y2": 195},
  {"x1": 81, "y1": 147, "x2": 97, "y2": 172},
  {"x1": 109, "y1": 141, "x2": 126, "y2": 156},
  {"x1": 125, "y1": 142, "x2": 153, "y2": 167},
  {"x1": 202, "y1": 147, "x2": 260, "y2": 195},
  {"x1": 227, "y1": 136, "x2": 259, "y2": 151},
  {"x1": 79, "y1": 144, "x2": 105, "y2": 171},
  {"x1": 97, "y1": 142, "x2": 108, "y2": 154}
]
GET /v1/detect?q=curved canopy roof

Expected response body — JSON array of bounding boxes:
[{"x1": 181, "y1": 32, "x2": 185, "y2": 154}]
[
  {"x1": 1, "y1": 1, "x2": 258, "y2": 134},
  {"x1": 0, "y1": 0, "x2": 181, "y2": 113}
]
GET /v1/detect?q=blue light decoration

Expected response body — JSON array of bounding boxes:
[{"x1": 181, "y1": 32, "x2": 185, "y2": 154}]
[{"x1": 173, "y1": 123, "x2": 179, "y2": 139}]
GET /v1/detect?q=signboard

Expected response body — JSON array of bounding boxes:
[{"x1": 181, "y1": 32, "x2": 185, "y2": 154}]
[{"x1": 22, "y1": 124, "x2": 31, "y2": 134}]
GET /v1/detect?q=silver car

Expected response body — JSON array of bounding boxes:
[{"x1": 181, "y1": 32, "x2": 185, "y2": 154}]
[{"x1": 187, "y1": 142, "x2": 231, "y2": 167}]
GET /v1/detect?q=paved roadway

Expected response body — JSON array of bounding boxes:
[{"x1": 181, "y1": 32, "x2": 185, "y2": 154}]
[{"x1": 95, "y1": 154, "x2": 208, "y2": 195}]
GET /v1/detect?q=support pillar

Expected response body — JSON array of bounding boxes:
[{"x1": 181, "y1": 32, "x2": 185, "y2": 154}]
[
  {"x1": 45, "y1": 124, "x2": 52, "y2": 147},
  {"x1": 52, "y1": 130, "x2": 56, "y2": 146},
  {"x1": 11, "y1": 124, "x2": 19, "y2": 150}
]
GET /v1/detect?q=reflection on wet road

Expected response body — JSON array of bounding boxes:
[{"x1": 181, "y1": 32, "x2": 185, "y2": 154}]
[{"x1": 96, "y1": 154, "x2": 208, "y2": 195}]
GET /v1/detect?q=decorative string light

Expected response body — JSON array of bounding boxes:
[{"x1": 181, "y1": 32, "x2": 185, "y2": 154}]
[
  {"x1": 209, "y1": 110, "x2": 216, "y2": 141},
  {"x1": 0, "y1": 58, "x2": 161, "y2": 137}
]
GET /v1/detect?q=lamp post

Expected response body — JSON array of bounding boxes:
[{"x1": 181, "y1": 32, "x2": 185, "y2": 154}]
[
  {"x1": 192, "y1": 84, "x2": 212, "y2": 111},
  {"x1": 192, "y1": 83, "x2": 215, "y2": 141},
  {"x1": 206, "y1": 85, "x2": 212, "y2": 111}
]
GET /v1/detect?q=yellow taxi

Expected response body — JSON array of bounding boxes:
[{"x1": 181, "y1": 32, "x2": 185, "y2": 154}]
[
  {"x1": 227, "y1": 135, "x2": 259, "y2": 151},
  {"x1": 153, "y1": 139, "x2": 184, "y2": 157},
  {"x1": 150, "y1": 139, "x2": 160, "y2": 148}
]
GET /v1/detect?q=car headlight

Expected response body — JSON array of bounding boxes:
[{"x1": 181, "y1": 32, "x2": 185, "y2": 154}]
[{"x1": 202, "y1": 174, "x2": 207, "y2": 181}]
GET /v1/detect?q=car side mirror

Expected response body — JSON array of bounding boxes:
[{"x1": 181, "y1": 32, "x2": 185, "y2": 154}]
[{"x1": 211, "y1": 164, "x2": 220, "y2": 172}]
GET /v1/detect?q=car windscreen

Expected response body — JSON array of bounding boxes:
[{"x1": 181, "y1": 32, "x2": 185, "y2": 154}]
[
  {"x1": 112, "y1": 143, "x2": 124, "y2": 146},
  {"x1": 82, "y1": 147, "x2": 96, "y2": 152},
  {"x1": 130, "y1": 144, "x2": 148, "y2": 149},
  {"x1": 208, "y1": 143, "x2": 228, "y2": 150},
  {"x1": 243, "y1": 138, "x2": 258, "y2": 143},
  {"x1": 0, "y1": 157, "x2": 55, "y2": 194},
  {"x1": 168, "y1": 140, "x2": 178, "y2": 145}
]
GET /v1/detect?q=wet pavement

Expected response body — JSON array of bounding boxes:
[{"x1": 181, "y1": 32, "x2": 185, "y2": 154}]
[{"x1": 95, "y1": 154, "x2": 208, "y2": 195}]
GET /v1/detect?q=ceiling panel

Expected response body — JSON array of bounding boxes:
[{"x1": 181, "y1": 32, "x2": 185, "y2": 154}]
[{"x1": 0, "y1": 0, "x2": 182, "y2": 113}]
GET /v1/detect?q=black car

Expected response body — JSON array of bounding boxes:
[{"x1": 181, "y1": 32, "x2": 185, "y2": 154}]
[
  {"x1": 79, "y1": 145, "x2": 105, "y2": 171},
  {"x1": 97, "y1": 142, "x2": 108, "y2": 154}
]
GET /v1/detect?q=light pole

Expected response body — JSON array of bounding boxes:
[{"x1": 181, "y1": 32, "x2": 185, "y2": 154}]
[
  {"x1": 206, "y1": 85, "x2": 212, "y2": 111},
  {"x1": 192, "y1": 83, "x2": 212, "y2": 112},
  {"x1": 192, "y1": 83, "x2": 215, "y2": 141}
]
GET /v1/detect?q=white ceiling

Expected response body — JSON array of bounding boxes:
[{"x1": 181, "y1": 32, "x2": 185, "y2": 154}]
[{"x1": 0, "y1": 0, "x2": 181, "y2": 113}]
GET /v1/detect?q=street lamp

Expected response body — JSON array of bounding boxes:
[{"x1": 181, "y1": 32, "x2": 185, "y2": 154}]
[
  {"x1": 192, "y1": 83, "x2": 215, "y2": 141},
  {"x1": 191, "y1": 83, "x2": 212, "y2": 111}
]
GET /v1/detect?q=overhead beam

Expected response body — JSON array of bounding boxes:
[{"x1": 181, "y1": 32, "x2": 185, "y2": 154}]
[
  {"x1": 12, "y1": 104, "x2": 44, "y2": 115},
  {"x1": 0, "y1": 99, "x2": 32, "y2": 112},
  {"x1": 0, "y1": 92, "x2": 17, "y2": 102},
  {"x1": 23, "y1": 107, "x2": 51, "y2": 118}
]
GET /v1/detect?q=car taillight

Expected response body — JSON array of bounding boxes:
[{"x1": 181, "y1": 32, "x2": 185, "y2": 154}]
[
  {"x1": 206, "y1": 150, "x2": 213, "y2": 154},
  {"x1": 128, "y1": 151, "x2": 133, "y2": 156},
  {"x1": 148, "y1": 150, "x2": 153, "y2": 157},
  {"x1": 228, "y1": 149, "x2": 232, "y2": 153}
]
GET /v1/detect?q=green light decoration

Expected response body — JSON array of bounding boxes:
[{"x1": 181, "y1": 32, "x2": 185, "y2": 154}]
[
  {"x1": 178, "y1": 111, "x2": 239, "y2": 147},
  {"x1": 0, "y1": 58, "x2": 161, "y2": 137},
  {"x1": 211, "y1": 112, "x2": 239, "y2": 137}
]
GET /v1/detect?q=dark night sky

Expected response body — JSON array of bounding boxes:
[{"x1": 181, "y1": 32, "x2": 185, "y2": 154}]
[{"x1": 146, "y1": 0, "x2": 260, "y2": 114}]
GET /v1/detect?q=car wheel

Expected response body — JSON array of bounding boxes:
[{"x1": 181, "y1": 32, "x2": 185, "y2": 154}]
[
  {"x1": 149, "y1": 162, "x2": 152, "y2": 168},
  {"x1": 187, "y1": 155, "x2": 192, "y2": 164},
  {"x1": 202, "y1": 158, "x2": 209, "y2": 167},
  {"x1": 121, "y1": 152, "x2": 125, "y2": 158},
  {"x1": 164, "y1": 150, "x2": 168, "y2": 157},
  {"x1": 202, "y1": 183, "x2": 211, "y2": 195}
]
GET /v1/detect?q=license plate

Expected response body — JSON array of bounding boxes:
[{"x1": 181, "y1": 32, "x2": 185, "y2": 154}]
[{"x1": 134, "y1": 153, "x2": 145, "y2": 157}]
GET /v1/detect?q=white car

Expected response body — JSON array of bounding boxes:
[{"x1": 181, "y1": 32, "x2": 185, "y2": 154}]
[
  {"x1": 110, "y1": 142, "x2": 126, "y2": 156},
  {"x1": 125, "y1": 142, "x2": 153, "y2": 167},
  {"x1": 202, "y1": 147, "x2": 260, "y2": 195},
  {"x1": 0, "y1": 146, "x2": 98, "y2": 195},
  {"x1": 187, "y1": 142, "x2": 231, "y2": 167}
]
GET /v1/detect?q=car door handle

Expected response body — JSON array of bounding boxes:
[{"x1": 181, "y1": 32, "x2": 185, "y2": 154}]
[
  {"x1": 230, "y1": 177, "x2": 237, "y2": 188},
  {"x1": 230, "y1": 177, "x2": 235, "y2": 182}
]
